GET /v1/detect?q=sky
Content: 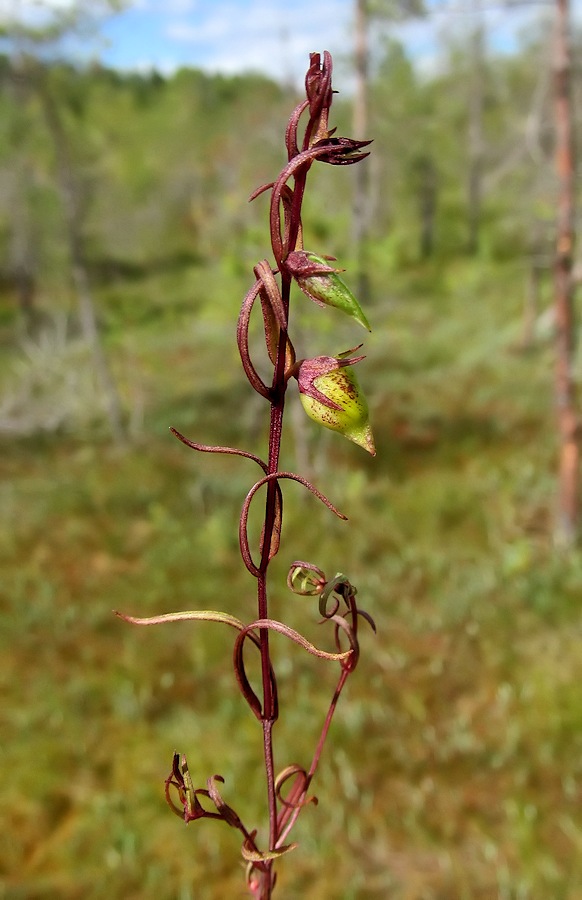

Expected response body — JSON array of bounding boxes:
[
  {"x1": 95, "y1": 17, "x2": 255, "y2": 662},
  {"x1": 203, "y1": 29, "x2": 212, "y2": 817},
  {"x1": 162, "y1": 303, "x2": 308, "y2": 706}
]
[
  {"x1": 94, "y1": 0, "x2": 563, "y2": 83},
  {"x1": 0, "y1": 0, "x2": 575, "y2": 85},
  {"x1": 101, "y1": 0, "x2": 359, "y2": 81}
]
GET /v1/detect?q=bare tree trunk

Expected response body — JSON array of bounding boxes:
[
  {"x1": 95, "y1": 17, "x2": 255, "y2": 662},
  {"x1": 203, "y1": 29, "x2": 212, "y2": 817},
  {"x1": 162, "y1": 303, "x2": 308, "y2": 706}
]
[
  {"x1": 467, "y1": 5, "x2": 484, "y2": 255},
  {"x1": 352, "y1": 0, "x2": 371, "y2": 302},
  {"x1": 417, "y1": 154, "x2": 437, "y2": 259},
  {"x1": 521, "y1": 222, "x2": 548, "y2": 350},
  {"x1": 32, "y1": 65, "x2": 125, "y2": 443},
  {"x1": 10, "y1": 168, "x2": 38, "y2": 335},
  {"x1": 6, "y1": 69, "x2": 40, "y2": 336},
  {"x1": 521, "y1": 260, "x2": 541, "y2": 350},
  {"x1": 553, "y1": 0, "x2": 579, "y2": 546}
]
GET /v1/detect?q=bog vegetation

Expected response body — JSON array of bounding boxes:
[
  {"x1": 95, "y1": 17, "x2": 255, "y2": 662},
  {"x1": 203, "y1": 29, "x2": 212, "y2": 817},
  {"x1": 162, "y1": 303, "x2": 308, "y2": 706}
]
[{"x1": 1, "y1": 18, "x2": 582, "y2": 899}]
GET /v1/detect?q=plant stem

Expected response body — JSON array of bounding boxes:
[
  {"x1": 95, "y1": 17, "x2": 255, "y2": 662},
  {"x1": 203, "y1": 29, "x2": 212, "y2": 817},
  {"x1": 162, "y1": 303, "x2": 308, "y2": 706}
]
[
  {"x1": 259, "y1": 313, "x2": 290, "y2": 855},
  {"x1": 276, "y1": 667, "x2": 350, "y2": 849},
  {"x1": 258, "y1": 165, "x2": 302, "y2": 870}
]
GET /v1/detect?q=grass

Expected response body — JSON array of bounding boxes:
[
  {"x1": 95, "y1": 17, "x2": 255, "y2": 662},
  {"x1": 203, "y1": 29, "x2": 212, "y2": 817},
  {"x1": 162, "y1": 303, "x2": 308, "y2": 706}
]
[{"x1": 1, "y1": 254, "x2": 582, "y2": 898}]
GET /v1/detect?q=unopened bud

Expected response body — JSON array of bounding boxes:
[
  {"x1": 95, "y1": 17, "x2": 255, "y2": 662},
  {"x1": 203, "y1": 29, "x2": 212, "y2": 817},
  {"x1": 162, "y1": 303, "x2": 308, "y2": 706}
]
[
  {"x1": 312, "y1": 136, "x2": 372, "y2": 165},
  {"x1": 285, "y1": 250, "x2": 371, "y2": 332}
]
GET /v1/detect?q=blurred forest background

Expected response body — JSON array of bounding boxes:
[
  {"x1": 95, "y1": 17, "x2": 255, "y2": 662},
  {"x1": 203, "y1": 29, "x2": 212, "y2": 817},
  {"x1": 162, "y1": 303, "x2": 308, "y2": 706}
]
[{"x1": 1, "y1": 0, "x2": 582, "y2": 897}]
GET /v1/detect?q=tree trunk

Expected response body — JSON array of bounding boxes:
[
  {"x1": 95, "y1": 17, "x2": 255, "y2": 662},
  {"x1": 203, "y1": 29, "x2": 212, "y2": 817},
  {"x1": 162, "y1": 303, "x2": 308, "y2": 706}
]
[
  {"x1": 521, "y1": 260, "x2": 541, "y2": 350},
  {"x1": 521, "y1": 222, "x2": 547, "y2": 350},
  {"x1": 352, "y1": 0, "x2": 371, "y2": 303},
  {"x1": 466, "y1": 7, "x2": 484, "y2": 255},
  {"x1": 7, "y1": 69, "x2": 39, "y2": 336},
  {"x1": 417, "y1": 154, "x2": 437, "y2": 259},
  {"x1": 553, "y1": 0, "x2": 579, "y2": 547},
  {"x1": 10, "y1": 176, "x2": 38, "y2": 335},
  {"x1": 32, "y1": 65, "x2": 125, "y2": 443}
]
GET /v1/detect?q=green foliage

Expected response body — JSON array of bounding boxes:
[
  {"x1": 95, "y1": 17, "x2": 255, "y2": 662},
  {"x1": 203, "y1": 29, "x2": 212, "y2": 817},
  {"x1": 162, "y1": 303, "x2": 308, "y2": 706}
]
[
  {"x1": 1, "y1": 27, "x2": 573, "y2": 333},
  {"x1": 1, "y1": 29, "x2": 581, "y2": 899},
  {"x1": 2, "y1": 251, "x2": 582, "y2": 895}
]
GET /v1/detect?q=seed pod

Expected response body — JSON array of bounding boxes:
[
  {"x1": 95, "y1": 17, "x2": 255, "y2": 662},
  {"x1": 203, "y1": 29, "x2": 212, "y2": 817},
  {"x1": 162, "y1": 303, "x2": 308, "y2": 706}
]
[{"x1": 297, "y1": 353, "x2": 375, "y2": 455}]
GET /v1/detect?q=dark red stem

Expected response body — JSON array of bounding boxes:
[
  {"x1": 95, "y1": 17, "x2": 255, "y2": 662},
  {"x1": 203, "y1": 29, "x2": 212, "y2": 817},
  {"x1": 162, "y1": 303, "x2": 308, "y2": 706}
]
[
  {"x1": 240, "y1": 53, "x2": 346, "y2": 894},
  {"x1": 257, "y1": 83, "x2": 318, "y2": 876}
]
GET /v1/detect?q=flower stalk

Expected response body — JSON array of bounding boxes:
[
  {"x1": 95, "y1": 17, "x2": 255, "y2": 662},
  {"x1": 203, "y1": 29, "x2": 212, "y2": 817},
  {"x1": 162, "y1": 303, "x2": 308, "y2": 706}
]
[{"x1": 119, "y1": 50, "x2": 375, "y2": 898}]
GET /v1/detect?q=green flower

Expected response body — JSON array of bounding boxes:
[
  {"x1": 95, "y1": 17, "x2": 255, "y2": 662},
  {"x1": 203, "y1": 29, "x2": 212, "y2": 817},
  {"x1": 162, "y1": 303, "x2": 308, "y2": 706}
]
[
  {"x1": 296, "y1": 350, "x2": 375, "y2": 455},
  {"x1": 285, "y1": 250, "x2": 371, "y2": 332}
]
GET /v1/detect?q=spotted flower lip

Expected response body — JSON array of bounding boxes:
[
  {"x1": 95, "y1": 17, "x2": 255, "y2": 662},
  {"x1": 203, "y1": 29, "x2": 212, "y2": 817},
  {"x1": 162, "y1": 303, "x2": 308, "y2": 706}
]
[
  {"x1": 285, "y1": 250, "x2": 371, "y2": 332},
  {"x1": 296, "y1": 351, "x2": 376, "y2": 456}
]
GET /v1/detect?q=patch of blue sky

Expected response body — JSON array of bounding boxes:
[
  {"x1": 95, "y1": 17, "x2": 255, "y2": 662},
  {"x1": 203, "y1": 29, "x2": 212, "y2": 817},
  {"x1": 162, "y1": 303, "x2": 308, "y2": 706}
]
[
  {"x1": 99, "y1": 0, "x2": 561, "y2": 83},
  {"x1": 1, "y1": 0, "x2": 575, "y2": 80},
  {"x1": 100, "y1": 0, "x2": 354, "y2": 82}
]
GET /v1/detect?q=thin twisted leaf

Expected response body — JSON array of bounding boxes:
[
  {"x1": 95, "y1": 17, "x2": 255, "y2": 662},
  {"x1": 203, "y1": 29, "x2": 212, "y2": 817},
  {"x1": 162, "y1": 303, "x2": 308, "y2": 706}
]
[
  {"x1": 255, "y1": 259, "x2": 287, "y2": 330},
  {"x1": 259, "y1": 481, "x2": 283, "y2": 566},
  {"x1": 170, "y1": 428, "x2": 268, "y2": 474},
  {"x1": 269, "y1": 147, "x2": 327, "y2": 265},
  {"x1": 285, "y1": 98, "x2": 309, "y2": 159},
  {"x1": 251, "y1": 180, "x2": 301, "y2": 258},
  {"x1": 275, "y1": 765, "x2": 317, "y2": 811},
  {"x1": 248, "y1": 180, "x2": 274, "y2": 203},
  {"x1": 259, "y1": 285, "x2": 280, "y2": 366},
  {"x1": 117, "y1": 608, "x2": 279, "y2": 720},
  {"x1": 270, "y1": 142, "x2": 371, "y2": 267},
  {"x1": 207, "y1": 775, "x2": 245, "y2": 830},
  {"x1": 358, "y1": 607, "x2": 377, "y2": 633},
  {"x1": 232, "y1": 623, "x2": 280, "y2": 721},
  {"x1": 242, "y1": 841, "x2": 298, "y2": 862},
  {"x1": 115, "y1": 609, "x2": 247, "y2": 630},
  {"x1": 239, "y1": 472, "x2": 347, "y2": 577},
  {"x1": 171, "y1": 426, "x2": 281, "y2": 571},
  {"x1": 249, "y1": 618, "x2": 351, "y2": 661},
  {"x1": 331, "y1": 613, "x2": 360, "y2": 670},
  {"x1": 258, "y1": 296, "x2": 296, "y2": 371},
  {"x1": 232, "y1": 616, "x2": 350, "y2": 722},
  {"x1": 304, "y1": 50, "x2": 333, "y2": 146},
  {"x1": 237, "y1": 279, "x2": 272, "y2": 400},
  {"x1": 279, "y1": 183, "x2": 302, "y2": 253}
]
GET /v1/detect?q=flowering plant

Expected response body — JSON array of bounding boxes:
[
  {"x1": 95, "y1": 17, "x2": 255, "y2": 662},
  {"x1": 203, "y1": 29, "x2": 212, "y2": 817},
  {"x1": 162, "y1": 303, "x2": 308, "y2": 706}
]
[{"x1": 118, "y1": 51, "x2": 375, "y2": 899}]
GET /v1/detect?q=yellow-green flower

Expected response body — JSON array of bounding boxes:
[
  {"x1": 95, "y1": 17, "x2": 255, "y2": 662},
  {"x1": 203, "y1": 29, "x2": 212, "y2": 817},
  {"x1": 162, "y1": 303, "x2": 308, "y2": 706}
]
[
  {"x1": 285, "y1": 250, "x2": 371, "y2": 331},
  {"x1": 296, "y1": 351, "x2": 375, "y2": 455}
]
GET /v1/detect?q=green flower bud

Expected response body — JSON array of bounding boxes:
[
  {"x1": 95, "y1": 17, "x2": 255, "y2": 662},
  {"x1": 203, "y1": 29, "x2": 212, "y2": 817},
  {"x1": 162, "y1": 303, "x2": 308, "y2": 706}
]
[
  {"x1": 285, "y1": 250, "x2": 371, "y2": 332},
  {"x1": 297, "y1": 352, "x2": 376, "y2": 455}
]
